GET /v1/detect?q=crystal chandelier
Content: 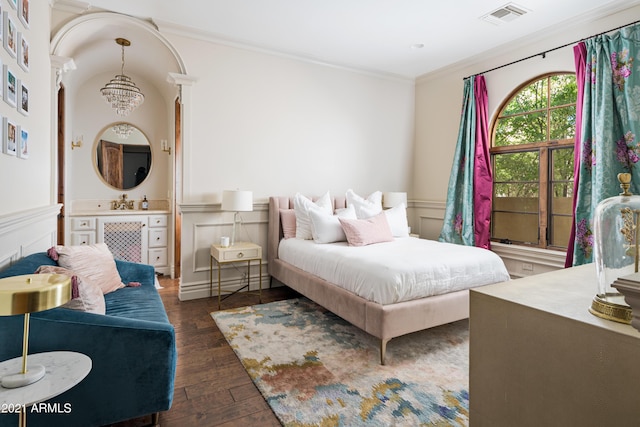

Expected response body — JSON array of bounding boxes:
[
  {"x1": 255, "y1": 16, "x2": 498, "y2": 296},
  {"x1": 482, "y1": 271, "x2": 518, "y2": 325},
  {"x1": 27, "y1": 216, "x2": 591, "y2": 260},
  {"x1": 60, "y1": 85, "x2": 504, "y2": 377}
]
[
  {"x1": 100, "y1": 38, "x2": 144, "y2": 117},
  {"x1": 112, "y1": 123, "x2": 133, "y2": 139}
]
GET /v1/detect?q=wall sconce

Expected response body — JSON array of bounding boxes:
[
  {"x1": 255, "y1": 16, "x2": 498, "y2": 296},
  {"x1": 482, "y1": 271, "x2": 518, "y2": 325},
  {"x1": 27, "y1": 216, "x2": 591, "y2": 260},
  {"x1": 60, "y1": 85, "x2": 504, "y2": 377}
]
[
  {"x1": 71, "y1": 135, "x2": 83, "y2": 150},
  {"x1": 161, "y1": 139, "x2": 171, "y2": 155}
]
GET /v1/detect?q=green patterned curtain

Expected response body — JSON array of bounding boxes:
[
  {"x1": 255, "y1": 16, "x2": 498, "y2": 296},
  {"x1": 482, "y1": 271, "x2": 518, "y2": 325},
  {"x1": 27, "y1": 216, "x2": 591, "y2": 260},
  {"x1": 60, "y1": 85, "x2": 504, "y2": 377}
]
[
  {"x1": 439, "y1": 77, "x2": 476, "y2": 245},
  {"x1": 571, "y1": 24, "x2": 640, "y2": 265}
]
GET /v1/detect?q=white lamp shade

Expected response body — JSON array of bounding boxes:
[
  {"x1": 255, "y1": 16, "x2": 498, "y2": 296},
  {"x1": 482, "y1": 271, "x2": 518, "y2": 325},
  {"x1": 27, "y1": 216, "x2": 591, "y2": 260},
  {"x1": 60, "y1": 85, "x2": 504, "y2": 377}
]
[
  {"x1": 222, "y1": 190, "x2": 253, "y2": 212},
  {"x1": 383, "y1": 192, "x2": 407, "y2": 208}
]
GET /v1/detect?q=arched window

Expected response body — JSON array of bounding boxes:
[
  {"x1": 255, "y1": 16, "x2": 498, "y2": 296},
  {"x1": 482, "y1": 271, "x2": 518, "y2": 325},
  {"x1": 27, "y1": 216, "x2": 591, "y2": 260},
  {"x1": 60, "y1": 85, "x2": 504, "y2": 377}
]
[{"x1": 491, "y1": 73, "x2": 577, "y2": 250}]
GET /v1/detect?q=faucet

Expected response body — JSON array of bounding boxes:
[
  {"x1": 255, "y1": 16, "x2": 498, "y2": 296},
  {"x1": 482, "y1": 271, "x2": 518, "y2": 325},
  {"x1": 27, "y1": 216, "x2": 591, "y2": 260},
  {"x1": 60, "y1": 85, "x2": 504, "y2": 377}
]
[{"x1": 111, "y1": 194, "x2": 135, "y2": 210}]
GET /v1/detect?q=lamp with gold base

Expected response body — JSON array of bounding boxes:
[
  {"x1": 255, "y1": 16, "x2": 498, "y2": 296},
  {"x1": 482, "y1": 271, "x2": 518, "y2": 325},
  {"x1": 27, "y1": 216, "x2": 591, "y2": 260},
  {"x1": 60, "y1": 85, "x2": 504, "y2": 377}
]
[{"x1": 0, "y1": 274, "x2": 71, "y2": 388}]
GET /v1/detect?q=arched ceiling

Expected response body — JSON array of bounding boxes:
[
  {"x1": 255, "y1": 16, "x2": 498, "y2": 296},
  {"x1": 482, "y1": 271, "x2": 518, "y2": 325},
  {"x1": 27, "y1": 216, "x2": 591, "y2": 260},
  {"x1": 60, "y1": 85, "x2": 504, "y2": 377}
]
[{"x1": 51, "y1": 13, "x2": 184, "y2": 99}]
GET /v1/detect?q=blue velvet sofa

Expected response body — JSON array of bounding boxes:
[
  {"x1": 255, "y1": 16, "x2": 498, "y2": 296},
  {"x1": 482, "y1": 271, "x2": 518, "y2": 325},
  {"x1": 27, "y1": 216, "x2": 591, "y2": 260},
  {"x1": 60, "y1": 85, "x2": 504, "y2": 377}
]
[{"x1": 0, "y1": 252, "x2": 177, "y2": 427}]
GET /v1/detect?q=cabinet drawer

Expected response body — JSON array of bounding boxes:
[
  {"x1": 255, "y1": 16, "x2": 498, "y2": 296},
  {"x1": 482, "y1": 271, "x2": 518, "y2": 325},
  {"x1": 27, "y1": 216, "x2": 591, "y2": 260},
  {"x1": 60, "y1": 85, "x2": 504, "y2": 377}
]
[
  {"x1": 219, "y1": 247, "x2": 261, "y2": 261},
  {"x1": 149, "y1": 229, "x2": 167, "y2": 248},
  {"x1": 149, "y1": 215, "x2": 167, "y2": 228},
  {"x1": 148, "y1": 248, "x2": 167, "y2": 267},
  {"x1": 71, "y1": 232, "x2": 95, "y2": 246},
  {"x1": 72, "y1": 218, "x2": 96, "y2": 231}
]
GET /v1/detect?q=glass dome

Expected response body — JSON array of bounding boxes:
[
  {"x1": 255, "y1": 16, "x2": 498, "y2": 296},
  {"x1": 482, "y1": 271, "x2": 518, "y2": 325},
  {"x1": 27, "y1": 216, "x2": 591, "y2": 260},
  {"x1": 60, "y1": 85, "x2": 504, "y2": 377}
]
[{"x1": 591, "y1": 173, "x2": 636, "y2": 323}]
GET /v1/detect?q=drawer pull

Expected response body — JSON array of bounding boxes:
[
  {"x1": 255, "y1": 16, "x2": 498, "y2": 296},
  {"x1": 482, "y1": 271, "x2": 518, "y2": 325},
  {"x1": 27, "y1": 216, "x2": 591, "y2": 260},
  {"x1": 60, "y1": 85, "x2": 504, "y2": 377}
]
[{"x1": 237, "y1": 252, "x2": 244, "y2": 258}]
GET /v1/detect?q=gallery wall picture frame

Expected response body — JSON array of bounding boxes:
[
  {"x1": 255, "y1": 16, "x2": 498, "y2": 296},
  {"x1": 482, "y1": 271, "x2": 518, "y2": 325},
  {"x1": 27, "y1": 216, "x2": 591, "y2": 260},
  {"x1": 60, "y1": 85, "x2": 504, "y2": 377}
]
[
  {"x1": 3, "y1": 12, "x2": 16, "y2": 58},
  {"x1": 3, "y1": 65, "x2": 16, "y2": 106},
  {"x1": 3, "y1": 117, "x2": 16, "y2": 156},
  {"x1": 17, "y1": 32, "x2": 27, "y2": 71},
  {"x1": 17, "y1": 79, "x2": 27, "y2": 115},
  {"x1": 7, "y1": 0, "x2": 17, "y2": 10},
  {"x1": 0, "y1": 5, "x2": 3, "y2": 44},
  {"x1": 16, "y1": 125, "x2": 27, "y2": 159},
  {"x1": 18, "y1": 0, "x2": 28, "y2": 28}
]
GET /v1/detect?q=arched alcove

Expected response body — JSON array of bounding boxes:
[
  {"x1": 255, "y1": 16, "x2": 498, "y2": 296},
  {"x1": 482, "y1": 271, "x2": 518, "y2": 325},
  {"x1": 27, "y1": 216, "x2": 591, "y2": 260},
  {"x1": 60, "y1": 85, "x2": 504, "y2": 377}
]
[{"x1": 50, "y1": 12, "x2": 190, "y2": 278}]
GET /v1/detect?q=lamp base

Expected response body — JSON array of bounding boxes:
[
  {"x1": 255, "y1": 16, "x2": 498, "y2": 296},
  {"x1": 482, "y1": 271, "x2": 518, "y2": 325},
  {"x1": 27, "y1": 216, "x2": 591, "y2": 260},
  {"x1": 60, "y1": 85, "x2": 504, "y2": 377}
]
[
  {"x1": 589, "y1": 293, "x2": 632, "y2": 324},
  {"x1": 1, "y1": 364, "x2": 46, "y2": 388}
]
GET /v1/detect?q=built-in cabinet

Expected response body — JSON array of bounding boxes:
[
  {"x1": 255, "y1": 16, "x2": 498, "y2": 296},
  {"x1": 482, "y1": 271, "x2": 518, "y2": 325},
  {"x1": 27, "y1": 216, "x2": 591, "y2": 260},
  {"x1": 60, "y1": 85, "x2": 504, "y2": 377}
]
[{"x1": 70, "y1": 213, "x2": 170, "y2": 275}]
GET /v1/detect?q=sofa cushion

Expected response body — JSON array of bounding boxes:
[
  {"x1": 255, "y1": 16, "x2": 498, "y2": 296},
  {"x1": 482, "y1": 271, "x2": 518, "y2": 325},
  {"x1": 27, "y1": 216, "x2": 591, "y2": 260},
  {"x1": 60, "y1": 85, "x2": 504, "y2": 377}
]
[
  {"x1": 54, "y1": 243, "x2": 125, "y2": 294},
  {"x1": 35, "y1": 265, "x2": 106, "y2": 315},
  {"x1": 0, "y1": 252, "x2": 56, "y2": 279}
]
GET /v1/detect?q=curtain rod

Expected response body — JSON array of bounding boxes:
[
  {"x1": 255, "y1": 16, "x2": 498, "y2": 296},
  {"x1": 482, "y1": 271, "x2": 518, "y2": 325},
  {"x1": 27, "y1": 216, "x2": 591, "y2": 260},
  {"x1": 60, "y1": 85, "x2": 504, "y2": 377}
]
[{"x1": 463, "y1": 19, "x2": 640, "y2": 80}]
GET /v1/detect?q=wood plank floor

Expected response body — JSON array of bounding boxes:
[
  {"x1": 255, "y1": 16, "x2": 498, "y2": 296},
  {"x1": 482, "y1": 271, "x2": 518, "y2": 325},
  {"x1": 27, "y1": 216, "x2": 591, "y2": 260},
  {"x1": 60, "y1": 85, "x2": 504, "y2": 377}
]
[{"x1": 108, "y1": 276, "x2": 299, "y2": 427}]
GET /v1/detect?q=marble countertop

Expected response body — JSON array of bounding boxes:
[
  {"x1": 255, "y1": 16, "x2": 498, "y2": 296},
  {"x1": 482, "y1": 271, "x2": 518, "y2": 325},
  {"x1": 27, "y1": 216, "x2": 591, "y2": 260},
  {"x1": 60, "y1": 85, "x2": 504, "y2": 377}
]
[{"x1": 69, "y1": 210, "x2": 170, "y2": 216}]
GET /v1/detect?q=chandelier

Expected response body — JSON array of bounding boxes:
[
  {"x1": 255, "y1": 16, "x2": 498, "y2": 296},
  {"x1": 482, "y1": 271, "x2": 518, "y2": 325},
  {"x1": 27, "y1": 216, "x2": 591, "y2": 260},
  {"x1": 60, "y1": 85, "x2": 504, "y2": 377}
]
[
  {"x1": 112, "y1": 123, "x2": 133, "y2": 139},
  {"x1": 100, "y1": 38, "x2": 144, "y2": 117}
]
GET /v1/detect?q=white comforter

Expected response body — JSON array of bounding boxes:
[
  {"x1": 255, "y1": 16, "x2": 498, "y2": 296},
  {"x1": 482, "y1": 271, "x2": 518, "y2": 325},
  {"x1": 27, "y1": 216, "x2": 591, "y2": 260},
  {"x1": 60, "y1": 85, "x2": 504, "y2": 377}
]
[{"x1": 278, "y1": 237, "x2": 510, "y2": 305}]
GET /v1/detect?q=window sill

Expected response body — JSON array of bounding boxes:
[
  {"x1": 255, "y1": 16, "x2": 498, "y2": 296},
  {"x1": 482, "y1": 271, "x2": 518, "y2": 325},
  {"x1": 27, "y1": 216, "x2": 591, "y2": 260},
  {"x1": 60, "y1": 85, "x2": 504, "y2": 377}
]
[{"x1": 491, "y1": 242, "x2": 567, "y2": 278}]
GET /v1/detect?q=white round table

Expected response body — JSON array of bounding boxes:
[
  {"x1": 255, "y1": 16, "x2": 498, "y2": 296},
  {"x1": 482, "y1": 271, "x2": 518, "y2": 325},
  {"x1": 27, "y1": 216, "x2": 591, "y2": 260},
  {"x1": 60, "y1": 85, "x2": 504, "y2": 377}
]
[{"x1": 0, "y1": 351, "x2": 92, "y2": 426}]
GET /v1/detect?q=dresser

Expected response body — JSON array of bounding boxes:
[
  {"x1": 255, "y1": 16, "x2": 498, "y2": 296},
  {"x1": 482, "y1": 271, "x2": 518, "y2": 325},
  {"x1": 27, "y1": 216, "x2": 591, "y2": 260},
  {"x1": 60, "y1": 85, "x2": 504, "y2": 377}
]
[
  {"x1": 469, "y1": 264, "x2": 640, "y2": 427},
  {"x1": 69, "y1": 212, "x2": 170, "y2": 275}
]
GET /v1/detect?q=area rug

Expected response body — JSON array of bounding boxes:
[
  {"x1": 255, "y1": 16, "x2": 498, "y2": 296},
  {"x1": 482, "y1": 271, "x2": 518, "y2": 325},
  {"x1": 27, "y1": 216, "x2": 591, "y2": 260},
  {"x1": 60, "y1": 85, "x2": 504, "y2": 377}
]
[{"x1": 211, "y1": 298, "x2": 469, "y2": 426}]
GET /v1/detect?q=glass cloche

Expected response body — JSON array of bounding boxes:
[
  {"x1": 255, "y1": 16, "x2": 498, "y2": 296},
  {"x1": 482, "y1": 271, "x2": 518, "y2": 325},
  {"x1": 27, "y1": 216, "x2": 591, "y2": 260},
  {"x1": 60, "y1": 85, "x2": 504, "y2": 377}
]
[{"x1": 590, "y1": 173, "x2": 636, "y2": 323}]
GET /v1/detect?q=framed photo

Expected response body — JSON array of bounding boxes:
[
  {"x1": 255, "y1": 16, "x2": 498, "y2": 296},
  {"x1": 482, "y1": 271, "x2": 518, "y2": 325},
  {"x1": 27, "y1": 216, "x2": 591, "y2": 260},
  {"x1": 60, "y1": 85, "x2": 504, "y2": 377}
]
[
  {"x1": 18, "y1": 0, "x2": 28, "y2": 28},
  {"x1": 17, "y1": 126, "x2": 27, "y2": 159},
  {"x1": 7, "y1": 0, "x2": 17, "y2": 10},
  {"x1": 17, "y1": 32, "x2": 27, "y2": 71},
  {"x1": 0, "y1": 5, "x2": 3, "y2": 44},
  {"x1": 17, "y1": 79, "x2": 27, "y2": 115},
  {"x1": 3, "y1": 117, "x2": 16, "y2": 156},
  {"x1": 3, "y1": 65, "x2": 16, "y2": 107},
  {"x1": 3, "y1": 12, "x2": 16, "y2": 58}
]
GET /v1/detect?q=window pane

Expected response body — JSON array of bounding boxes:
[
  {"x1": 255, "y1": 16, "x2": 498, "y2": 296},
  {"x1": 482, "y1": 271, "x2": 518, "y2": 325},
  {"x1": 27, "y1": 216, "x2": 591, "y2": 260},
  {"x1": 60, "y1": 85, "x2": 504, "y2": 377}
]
[
  {"x1": 495, "y1": 112, "x2": 546, "y2": 146},
  {"x1": 550, "y1": 74, "x2": 577, "y2": 107},
  {"x1": 552, "y1": 147, "x2": 574, "y2": 181},
  {"x1": 494, "y1": 189, "x2": 539, "y2": 212},
  {"x1": 550, "y1": 105, "x2": 576, "y2": 140},
  {"x1": 503, "y1": 79, "x2": 548, "y2": 115},
  {"x1": 551, "y1": 185, "x2": 573, "y2": 212},
  {"x1": 492, "y1": 212, "x2": 539, "y2": 244},
  {"x1": 494, "y1": 152, "x2": 539, "y2": 184},
  {"x1": 550, "y1": 214, "x2": 572, "y2": 248}
]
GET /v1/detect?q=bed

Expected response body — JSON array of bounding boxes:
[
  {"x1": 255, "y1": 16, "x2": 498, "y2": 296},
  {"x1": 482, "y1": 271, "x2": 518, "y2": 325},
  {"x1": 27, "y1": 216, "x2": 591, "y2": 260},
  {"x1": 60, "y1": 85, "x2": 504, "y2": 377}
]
[{"x1": 267, "y1": 195, "x2": 510, "y2": 364}]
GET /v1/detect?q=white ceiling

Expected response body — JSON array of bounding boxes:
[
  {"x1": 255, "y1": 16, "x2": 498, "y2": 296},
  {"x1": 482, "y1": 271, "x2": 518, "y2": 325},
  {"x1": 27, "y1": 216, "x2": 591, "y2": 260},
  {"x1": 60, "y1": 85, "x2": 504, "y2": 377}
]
[{"x1": 80, "y1": 0, "x2": 639, "y2": 79}]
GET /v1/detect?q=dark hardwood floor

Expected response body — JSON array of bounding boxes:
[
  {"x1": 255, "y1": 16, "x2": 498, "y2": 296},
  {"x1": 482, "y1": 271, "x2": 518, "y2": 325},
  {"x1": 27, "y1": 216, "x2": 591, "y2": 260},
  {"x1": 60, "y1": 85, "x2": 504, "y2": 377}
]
[{"x1": 110, "y1": 276, "x2": 298, "y2": 427}]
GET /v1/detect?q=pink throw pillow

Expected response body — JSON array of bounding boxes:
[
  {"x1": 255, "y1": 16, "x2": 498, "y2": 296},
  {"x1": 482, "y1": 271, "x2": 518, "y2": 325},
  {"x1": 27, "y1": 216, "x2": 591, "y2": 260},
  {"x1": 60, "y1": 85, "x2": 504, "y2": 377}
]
[
  {"x1": 338, "y1": 212, "x2": 394, "y2": 246},
  {"x1": 35, "y1": 265, "x2": 106, "y2": 314},
  {"x1": 280, "y1": 209, "x2": 297, "y2": 239}
]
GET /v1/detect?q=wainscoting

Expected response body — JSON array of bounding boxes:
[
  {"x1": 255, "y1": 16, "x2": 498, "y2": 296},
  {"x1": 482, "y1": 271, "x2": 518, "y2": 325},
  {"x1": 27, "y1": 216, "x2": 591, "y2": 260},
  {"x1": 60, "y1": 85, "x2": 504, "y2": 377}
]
[
  {"x1": 178, "y1": 202, "x2": 269, "y2": 301},
  {"x1": 178, "y1": 199, "x2": 567, "y2": 301},
  {"x1": 0, "y1": 204, "x2": 62, "y2": 271}
]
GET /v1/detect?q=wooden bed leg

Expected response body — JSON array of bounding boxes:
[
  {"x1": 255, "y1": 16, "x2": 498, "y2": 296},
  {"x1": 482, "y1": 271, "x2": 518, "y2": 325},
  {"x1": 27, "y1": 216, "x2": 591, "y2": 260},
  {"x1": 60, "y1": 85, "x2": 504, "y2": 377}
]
[{"x1": 380, "y1": 339, "x2": 389, "y2": 365}]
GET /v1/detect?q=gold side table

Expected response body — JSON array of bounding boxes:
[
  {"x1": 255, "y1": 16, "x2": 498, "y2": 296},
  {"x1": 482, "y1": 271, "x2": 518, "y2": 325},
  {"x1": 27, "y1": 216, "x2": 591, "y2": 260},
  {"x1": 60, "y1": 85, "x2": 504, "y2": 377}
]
[{"x1": 210, "y1": 242, "x2": 262, "y2": 309}]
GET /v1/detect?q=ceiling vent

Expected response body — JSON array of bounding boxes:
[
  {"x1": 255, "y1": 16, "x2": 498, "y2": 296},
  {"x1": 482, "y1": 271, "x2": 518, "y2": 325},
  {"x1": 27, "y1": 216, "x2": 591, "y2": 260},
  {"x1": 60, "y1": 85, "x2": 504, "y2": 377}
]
[{"x1": 481, "y1": 3, "x2": 528, "y2": 25}]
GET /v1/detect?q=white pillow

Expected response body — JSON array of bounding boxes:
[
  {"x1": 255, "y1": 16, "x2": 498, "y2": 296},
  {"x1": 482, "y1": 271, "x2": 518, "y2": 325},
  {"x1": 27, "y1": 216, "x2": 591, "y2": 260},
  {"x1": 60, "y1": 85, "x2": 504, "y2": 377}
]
[
  {"x1": 346, "y1": 189, "x2": 383, "y2": 218},
  {"x1": 384, "y1": 203, "x2": 410, "y2": 237},
  {"x1": 54, "y1": 243, "x2": 125, "y2": 294},
  {"x1": 309, "y1": 204, "x2": 357, "y2": 243},
  {"x1": 293, "y1": 192, "x2": 332, "y2": 240}
]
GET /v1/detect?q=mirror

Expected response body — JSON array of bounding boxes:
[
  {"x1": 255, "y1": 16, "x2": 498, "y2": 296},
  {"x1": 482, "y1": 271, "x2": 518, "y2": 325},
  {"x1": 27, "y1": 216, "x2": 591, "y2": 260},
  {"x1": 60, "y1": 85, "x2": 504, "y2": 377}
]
[{"x1": 94, "y1": 123, "x2": 151, "y2": 190}]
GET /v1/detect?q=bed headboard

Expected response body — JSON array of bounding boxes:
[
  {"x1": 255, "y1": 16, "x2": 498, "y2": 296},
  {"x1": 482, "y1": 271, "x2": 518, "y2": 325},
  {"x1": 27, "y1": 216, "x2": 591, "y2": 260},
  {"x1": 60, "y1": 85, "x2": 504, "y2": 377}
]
[{"x1": 267, "y1": 195, "x2": 347, "y2": 270}]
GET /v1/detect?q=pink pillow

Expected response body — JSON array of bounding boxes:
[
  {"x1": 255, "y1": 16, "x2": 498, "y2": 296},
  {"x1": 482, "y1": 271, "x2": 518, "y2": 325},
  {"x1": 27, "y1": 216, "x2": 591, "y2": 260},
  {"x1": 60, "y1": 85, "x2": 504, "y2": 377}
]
[
  {"x1": 54, "y1": 243, "x2": 125, "y2": 294},
  {"x1": 338, "y1": 212, "x2": 394, "y2": 246},
  {"x1": 280, "y1": 209, "x2": 297, "y2": 239},
  {"x1": 35, "y1": 265, "x2": 106, "y2": 314}
]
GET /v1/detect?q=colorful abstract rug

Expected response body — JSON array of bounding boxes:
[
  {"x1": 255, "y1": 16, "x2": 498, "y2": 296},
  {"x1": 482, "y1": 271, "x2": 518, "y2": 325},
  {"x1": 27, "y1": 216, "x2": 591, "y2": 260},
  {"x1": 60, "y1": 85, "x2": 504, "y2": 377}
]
[{"x1": 211, "y1": 298, "x2": 469, "y2": 426}]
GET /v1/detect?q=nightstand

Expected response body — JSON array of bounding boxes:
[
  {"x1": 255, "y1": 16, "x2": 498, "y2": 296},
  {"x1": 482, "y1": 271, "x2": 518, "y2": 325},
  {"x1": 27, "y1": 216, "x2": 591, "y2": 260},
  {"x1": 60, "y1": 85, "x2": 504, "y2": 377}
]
[{"x1": 210, "y1": 242, "x2": 262, "y2": 309}]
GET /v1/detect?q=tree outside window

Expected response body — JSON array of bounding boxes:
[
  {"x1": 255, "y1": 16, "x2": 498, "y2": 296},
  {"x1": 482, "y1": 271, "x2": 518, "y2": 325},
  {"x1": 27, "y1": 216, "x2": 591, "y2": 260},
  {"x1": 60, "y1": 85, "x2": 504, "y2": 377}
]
[{"x1": 491, "y1": 73, "x2": 577, "y2": 250}]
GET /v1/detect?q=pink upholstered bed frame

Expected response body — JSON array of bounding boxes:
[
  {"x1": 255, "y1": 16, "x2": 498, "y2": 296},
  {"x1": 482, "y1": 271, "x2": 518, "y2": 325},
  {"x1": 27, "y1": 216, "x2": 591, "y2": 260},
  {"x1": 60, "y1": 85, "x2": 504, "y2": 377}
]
[{"x1": 267, "y1": 196, "x2": 470, "y2": 364}]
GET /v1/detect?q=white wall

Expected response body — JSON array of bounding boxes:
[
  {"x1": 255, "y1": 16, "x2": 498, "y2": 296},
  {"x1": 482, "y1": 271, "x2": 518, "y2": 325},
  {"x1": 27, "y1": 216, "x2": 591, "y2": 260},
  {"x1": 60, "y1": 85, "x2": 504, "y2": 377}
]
[
  {"x1": 65, "y1": 72, "x2": 171, "y2": 204},
  {"x1": 0, "y1": 1, "x2": 51, "y2": 215},
  {"x1": 166, "y1": 34, "x2": 416, "y2": 203}
]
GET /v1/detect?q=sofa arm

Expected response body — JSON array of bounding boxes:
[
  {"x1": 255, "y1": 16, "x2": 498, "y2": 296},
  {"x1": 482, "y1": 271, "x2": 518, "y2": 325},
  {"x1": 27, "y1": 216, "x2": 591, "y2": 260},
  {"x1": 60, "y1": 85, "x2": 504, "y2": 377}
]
[
  {"x1": 0, "y1": 311, "x2": 177, "y2": 427},
  {"x1": 115, "y1": 259, "x2": 156, "y2": 286}
]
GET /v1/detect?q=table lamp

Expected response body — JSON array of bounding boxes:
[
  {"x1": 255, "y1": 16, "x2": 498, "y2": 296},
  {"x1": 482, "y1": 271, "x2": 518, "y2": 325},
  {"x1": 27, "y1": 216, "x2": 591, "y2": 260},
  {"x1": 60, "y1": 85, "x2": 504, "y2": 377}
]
[
  {"x1": 0, "y1": 274, "x2": 71, "y2": 388},
  {"x1": 383, "y1": 192, "x2": 407, "y2": 208},
  {"x1": 221, "y1": 190, "x2": 253, "y2": 246}
]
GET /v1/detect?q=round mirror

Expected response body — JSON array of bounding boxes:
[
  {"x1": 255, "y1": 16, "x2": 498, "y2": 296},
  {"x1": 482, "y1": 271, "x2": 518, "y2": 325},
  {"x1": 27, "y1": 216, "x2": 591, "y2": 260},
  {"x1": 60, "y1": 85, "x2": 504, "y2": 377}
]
[{"x1": 94, "y1": 123, "x2": 152, "y2": 190}]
